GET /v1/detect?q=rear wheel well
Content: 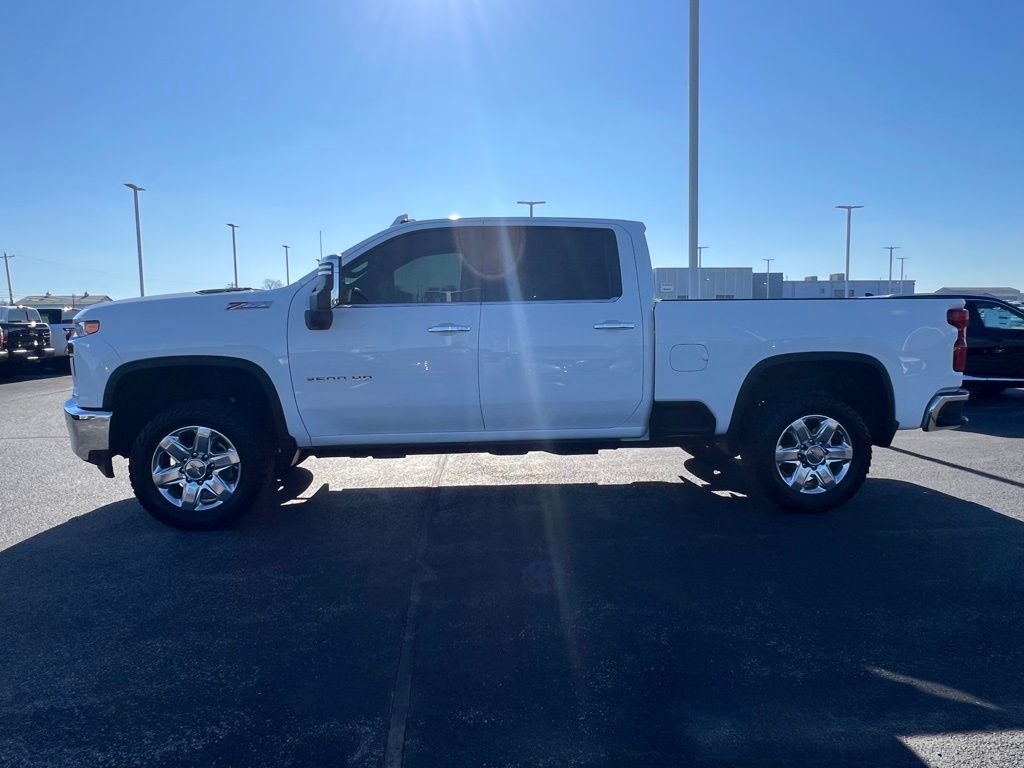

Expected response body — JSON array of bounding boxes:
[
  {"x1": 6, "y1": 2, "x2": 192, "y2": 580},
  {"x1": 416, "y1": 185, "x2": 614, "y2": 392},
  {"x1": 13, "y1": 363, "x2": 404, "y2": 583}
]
[
  {"x1": 729, "y1": 356, "x2": 896, "y2": 450},
  {"x1": 106, "y1": 361, "x2": 291, "y2": 458}
]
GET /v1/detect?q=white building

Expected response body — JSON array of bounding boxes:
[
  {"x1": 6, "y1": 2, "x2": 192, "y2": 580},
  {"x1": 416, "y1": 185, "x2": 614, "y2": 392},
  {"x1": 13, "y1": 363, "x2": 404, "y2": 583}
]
[
  {"x1": 935, "y1": 286, "x2": 1021, "y2": 301},
  {"x1": 653, "y1": 267, "x2": 753, "y2": 300},
  {"x1": 654, "y1": 268, "x2": 915, "y2": 300},
  {"x1": 781, "y1": 274, "x2": 915, "y2": 299}
]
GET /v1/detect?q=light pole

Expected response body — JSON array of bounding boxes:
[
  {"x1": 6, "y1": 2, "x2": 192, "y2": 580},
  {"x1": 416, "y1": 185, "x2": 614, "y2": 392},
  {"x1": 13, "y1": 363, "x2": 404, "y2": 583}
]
[
  {"x1": 516, "y1": 200, "x2": 546, "y2": 217},
  {"x1": 282, "y1": 245, "x2": 291, "y2": 284},
  {"x1": 897, "y1": 256, "x2": 909, "y2": 295},
  {"x1": 697, "y1": 245, "x2": 708, "y2": 298},
  {"x1": 835, "y1": 205, "x2": 863, "y2": 298},
  {"x1": 687, "y1": 0, "x2": 700, "y2": 302},
  {"x1": 2, "y1": 252, "x2": 14, "y2": 304},
  {"x1": 124, "y1": 183, "x2": 146, "y2": 296},
  {"x1": 226, "y1": 223, "x2": 239, "y2": 288},
  {"x1": 763, "y1": 258, "x2": 774, "y2": 299},
  {"x1": 884, "y1": 246, "x2": 900, "y2": 295}
]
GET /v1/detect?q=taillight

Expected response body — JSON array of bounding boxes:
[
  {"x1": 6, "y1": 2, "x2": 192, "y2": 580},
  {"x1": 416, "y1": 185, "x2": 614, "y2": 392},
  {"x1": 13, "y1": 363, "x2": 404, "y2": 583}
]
[
  {"x1": 0, "y1": 328, "x2": 6, "y2": 349},
  {"x1": 947, "y1": 308, "x2": 968, "y2": 373}
]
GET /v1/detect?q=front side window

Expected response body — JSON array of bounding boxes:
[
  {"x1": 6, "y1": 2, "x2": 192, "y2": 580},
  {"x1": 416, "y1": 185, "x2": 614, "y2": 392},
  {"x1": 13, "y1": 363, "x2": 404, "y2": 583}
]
[
  {"x1": 470, "y1": 226, "x2": 622, "y2": 302},
  {"x1": 340, "y1": 227, "x2": 480, "y2": 304},
  {"x1": 974, "y1": 301, "x2": 1024, "y2": 331}
]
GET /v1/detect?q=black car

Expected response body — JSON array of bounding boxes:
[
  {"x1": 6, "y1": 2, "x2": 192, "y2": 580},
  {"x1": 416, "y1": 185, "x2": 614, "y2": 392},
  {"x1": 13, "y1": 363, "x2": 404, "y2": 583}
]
[
  {"x1": 949, "y1": 295, "x2": 1024, "y2": 394},
  {"x1": 0, "y1": 305, "x2": 55, "y2": 370}
]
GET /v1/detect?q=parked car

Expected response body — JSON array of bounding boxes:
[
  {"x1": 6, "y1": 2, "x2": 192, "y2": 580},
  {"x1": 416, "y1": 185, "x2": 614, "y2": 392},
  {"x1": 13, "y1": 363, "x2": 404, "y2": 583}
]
[
  {"x1": 63, "y1": 216, "x2": 969, "y2": 528},
  {"x1": 941, "y1": 295, "x2": 1024, "y2": 394},
  {"x1": 0, "y1": 305, "x2": 54, "y2": 370},
  {"x1": 35, "y1": 306, "x2": 76, "y2": 365}
]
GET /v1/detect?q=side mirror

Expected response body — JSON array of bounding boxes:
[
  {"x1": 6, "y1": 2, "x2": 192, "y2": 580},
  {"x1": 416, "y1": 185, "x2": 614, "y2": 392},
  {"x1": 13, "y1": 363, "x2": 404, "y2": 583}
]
[{"x1": 305, "y1": 259, "x2": 335, "y2": 330}]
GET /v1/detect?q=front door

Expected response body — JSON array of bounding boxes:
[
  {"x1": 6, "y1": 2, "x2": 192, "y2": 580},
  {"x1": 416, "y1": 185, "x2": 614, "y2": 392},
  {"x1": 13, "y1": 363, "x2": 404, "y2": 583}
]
[{"x1": 288, "y1": 226, "x2": 484, "y2": 442}]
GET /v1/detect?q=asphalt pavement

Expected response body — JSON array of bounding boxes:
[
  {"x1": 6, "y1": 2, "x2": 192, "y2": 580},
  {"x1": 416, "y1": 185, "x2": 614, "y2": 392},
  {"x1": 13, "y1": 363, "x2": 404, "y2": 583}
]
[{"x1": 2, "y1": 372, "x2": 1023, "y2": 767}]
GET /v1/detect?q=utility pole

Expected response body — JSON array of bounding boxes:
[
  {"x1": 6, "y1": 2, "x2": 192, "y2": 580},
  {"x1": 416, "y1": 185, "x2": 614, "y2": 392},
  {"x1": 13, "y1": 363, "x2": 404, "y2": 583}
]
[
  {"x1": 282, "y1": 245, "x2": 291, "y2": 284},
  {"x1": 124, "y1": 183, "x2": 146, "y2": 296},
  {"x1": 884, "y1": 246, "x2": 900, "y2": 295},
  {"x1": 226, "y1": 223, "x2": 239, "y2": 288},
  {"x1": 516, "y1": 201, "x2": 545, "y2": 217},
  {"x1": 319, "y1": 230, "x2": 323, "y2": 260},
  {"x1": 763, "y1": 258, "x2": 774, "y2": 299},
  {"x1": 697, "y1": 245, "x2": 708, "y2": 298},
  {"x1": 835, "y1": 205, "x2": 863, "y2": 298},
  {"x1": 687, "y1": 0, "x2": 700, "y2": 302},
  {"x1": 897, "y1": 256, "x2": 909, "y2": 295},
  {"x1": 2, "y1": 252, "x2": 14, "y2": 304}
]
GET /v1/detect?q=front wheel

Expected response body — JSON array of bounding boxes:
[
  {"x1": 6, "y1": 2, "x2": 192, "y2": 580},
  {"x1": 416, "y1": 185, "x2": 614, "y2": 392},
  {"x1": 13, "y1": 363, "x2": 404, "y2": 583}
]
[
  {"x1": 741, "y1": 396, "x2": 872, "y2": 513},
  {"x1": 128, "y1": 401, "x2": 272, "y2": 530}
]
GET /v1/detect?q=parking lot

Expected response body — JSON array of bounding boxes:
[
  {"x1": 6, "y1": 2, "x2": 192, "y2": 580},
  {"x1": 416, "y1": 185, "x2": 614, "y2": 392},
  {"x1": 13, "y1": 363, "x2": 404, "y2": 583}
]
[{"x1": 2, "y1": 371, "x2": 1023, "y2": 767}]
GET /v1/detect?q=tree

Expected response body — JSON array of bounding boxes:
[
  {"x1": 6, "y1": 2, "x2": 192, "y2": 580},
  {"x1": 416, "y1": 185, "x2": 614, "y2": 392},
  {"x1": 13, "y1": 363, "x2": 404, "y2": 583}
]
[{"x1": 261, "y1": 278, "x2": 283, "y2": 290}]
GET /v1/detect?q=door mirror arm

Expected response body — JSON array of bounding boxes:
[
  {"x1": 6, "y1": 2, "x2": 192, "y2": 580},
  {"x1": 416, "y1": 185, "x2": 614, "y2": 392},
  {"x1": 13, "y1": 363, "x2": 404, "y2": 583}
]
[{"x1": 305, "y1": 259, "x2": 335, "y2": 330}]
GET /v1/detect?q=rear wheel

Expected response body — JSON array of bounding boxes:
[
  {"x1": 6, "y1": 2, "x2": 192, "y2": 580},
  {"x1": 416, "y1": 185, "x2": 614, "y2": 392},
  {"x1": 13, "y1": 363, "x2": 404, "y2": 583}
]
[
  {"x1": 741, "y1": 395, "x2": 871, "y2": 513},
  {"x1": 128, "y1": 401, "x2": 272, "y2": 529}
]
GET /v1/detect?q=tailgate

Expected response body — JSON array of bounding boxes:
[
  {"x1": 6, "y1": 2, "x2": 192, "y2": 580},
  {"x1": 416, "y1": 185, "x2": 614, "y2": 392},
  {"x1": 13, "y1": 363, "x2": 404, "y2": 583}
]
[{"x1": 5, "y1": 323, "x2": 52, "y2": 351}]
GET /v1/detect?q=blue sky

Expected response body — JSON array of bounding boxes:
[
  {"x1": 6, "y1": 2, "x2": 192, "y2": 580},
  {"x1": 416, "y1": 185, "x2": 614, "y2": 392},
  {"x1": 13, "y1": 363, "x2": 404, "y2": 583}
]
[{"x1": 2, "y1": 0, "x2": 1021, "y2": 298}]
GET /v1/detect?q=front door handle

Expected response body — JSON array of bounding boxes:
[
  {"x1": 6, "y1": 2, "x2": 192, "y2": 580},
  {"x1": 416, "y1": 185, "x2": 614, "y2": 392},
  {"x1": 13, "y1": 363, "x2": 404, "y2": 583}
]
[
  {"x1": 428, "y1": 323, "x2": 471, "y2": 333},
  {"x1": 593, "y1": 321, "x2": 636, "y2": 331}
]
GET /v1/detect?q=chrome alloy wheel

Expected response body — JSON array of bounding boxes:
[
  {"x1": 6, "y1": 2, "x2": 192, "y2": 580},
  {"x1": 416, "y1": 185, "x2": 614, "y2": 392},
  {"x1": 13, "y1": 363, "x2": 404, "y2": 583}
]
[
  {"x1": 774, "y1": 414, "x2": 854, "y2": 495},
  {"x1": 150, "y1": 426, "x2": 241, "y2": 512}
]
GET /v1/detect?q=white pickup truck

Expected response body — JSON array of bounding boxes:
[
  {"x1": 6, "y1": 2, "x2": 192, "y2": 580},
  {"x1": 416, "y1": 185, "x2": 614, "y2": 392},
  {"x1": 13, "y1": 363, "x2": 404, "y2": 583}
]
[{"x1": 64, "y1": 216, "x2": 970, "y2": 529}]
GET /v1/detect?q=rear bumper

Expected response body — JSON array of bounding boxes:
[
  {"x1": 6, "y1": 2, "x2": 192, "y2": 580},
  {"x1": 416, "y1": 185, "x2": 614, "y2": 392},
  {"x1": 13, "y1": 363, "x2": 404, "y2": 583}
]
[
  {"x1": 64, "y1": 398, "x2": 115, "y2": 477},
  {"x1": 922, "y1": 388, "x2": 970, "y2": 432},
  {"x1": 9, "y1": 347, "x2": 55, "y2": 362}
]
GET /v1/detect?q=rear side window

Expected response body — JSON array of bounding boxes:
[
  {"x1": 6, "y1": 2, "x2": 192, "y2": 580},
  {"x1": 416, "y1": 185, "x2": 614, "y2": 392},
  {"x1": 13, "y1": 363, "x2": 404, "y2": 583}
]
[{"x1": 471, "y1": 226, "x2": 622, "y2": 302}]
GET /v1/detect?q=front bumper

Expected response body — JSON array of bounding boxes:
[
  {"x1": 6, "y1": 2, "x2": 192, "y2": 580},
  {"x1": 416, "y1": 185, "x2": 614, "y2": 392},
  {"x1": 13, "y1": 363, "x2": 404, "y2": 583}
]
[
  {"x1": 922, "y1": 388, "x2": 970, "y2": 432},
  {"x1": 64, "y1": 398, "x2": 115, "y2": 477}
]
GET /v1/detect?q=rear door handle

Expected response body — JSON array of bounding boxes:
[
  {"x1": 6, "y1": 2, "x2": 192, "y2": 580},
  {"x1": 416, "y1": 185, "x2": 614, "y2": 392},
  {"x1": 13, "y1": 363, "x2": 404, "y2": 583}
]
[
  {"x1": 428, "y1": 323, "x2": 471, "y2": 333},
  {"x1": 593, "y1": 321, "x2": 636, "y2": 331}
]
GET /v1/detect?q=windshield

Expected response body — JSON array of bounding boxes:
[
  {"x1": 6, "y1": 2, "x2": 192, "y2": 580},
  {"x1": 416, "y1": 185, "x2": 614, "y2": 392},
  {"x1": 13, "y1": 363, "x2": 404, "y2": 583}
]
[{"x1": 4, "y1": 307, "x2": 42, "y2": 323}]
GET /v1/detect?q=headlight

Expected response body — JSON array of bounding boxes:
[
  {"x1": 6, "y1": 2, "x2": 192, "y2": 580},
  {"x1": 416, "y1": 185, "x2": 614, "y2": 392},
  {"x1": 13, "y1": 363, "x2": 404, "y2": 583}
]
[{"x1": 73, "y1": 320, "x2": 101, "y2": 337}]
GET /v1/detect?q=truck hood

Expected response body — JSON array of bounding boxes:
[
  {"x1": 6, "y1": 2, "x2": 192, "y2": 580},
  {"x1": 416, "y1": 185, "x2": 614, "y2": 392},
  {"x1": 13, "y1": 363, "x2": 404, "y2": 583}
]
[{"x1": 73, "y1": 286, "x2": 300, "y2": 323}]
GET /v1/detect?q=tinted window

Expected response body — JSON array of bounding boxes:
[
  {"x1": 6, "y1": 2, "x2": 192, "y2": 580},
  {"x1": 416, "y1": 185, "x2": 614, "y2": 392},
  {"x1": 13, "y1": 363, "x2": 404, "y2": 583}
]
[
  {"x1": 3, "y1": 308, "x2": 41, "y2": 322},
  {"x1": 471, "y1": 226, "x2": 621, "y2": 302},
  {"x1": 974, "y1": 301, "x2": 1024, "y2": 330},
  {"x1": 341, "y1": 227, "x2": 480, "y2": 304}
]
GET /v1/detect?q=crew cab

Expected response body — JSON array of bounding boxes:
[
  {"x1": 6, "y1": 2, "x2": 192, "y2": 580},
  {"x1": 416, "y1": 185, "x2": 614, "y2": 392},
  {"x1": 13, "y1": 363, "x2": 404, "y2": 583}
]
[
  {"x1": 0, "y1": 305, "x2": 54, "y2": 369},
  {"x1": 63, "y1": 217, "x2": 970, "y2": 529}
]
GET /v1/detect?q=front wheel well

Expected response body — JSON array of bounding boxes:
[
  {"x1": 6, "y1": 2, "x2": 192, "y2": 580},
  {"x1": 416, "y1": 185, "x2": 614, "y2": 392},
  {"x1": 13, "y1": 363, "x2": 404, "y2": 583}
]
[
  {"x1": 105, "y1": 360, "x2": 292, "y2": 458},
  {"x1": 728, "y1": 355, "x2": 896, "y2": 451}
]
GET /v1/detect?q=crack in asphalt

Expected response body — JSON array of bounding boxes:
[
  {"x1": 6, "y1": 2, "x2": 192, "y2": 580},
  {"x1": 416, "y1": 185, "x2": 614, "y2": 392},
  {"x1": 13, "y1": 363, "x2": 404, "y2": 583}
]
[{"x1": 383, "y1": 454, "x2": 449, "y2": 768}]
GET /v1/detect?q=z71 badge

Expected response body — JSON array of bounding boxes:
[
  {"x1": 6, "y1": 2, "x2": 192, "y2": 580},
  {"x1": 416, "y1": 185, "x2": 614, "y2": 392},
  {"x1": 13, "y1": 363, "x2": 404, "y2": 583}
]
[{"x1": 226, "y1": 301, "x2": 273, "y2": 310}]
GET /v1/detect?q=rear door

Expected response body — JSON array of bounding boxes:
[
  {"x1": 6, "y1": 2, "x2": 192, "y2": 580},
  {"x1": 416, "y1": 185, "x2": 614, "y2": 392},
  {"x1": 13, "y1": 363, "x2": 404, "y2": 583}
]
[
  {"x1": 288, "y1": 225, "x2": 484, "y2": 441},
  {"x1": 475, "y1": 224, "x2": 645, "y2": 433}
]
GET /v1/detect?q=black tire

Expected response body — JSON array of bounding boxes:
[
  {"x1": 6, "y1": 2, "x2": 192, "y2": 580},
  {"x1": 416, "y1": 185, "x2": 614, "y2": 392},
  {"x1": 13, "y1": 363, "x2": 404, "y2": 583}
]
[
  {"x1": 128, "y1": 400, "x2": 273, "y2": 530},
  {"x1": 741, "y1": 395, "x2": 872, "y2": 513}
]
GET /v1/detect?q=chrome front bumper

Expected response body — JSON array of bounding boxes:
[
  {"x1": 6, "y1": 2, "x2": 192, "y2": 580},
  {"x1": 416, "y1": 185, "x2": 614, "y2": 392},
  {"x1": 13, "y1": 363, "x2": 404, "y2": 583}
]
[
  {"x1": 922, "y1": 388, "x2": 970, "y2": 432},
  {"x1": 64, "y1": 398, "x2": 114, "y2": 475}
]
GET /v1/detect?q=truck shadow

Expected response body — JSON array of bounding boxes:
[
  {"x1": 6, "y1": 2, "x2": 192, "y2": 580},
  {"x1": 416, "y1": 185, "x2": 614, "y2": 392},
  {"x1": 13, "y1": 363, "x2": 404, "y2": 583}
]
[
  {"x1": 960, "y1": 388, "x2": 1024, "y2": 438},
  {"x1": 2, "y1": 473, "x2": 1023, "y2": 767}
]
